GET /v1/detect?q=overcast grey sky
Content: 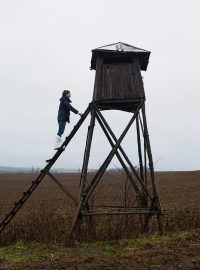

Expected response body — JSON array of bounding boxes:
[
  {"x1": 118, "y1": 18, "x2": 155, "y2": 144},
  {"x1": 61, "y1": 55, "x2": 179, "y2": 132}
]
[{"x1": 0, "y1": 0, "x2": 199, "y2": 171}]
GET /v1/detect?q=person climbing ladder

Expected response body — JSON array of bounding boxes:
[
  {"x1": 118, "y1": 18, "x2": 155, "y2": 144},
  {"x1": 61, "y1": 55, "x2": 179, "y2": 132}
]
[{"x1": 55, "y1": 90, "x2": 82, "y2": 149}]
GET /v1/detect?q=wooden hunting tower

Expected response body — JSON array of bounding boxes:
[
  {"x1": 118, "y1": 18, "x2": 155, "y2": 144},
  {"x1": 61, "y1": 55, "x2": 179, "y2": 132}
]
[
  {"x1": 0, "y1": 42, "x2": 163, "y2": 244},
  {"x1": 91, "y1": 42, "x2": 150, "y2": 111}
]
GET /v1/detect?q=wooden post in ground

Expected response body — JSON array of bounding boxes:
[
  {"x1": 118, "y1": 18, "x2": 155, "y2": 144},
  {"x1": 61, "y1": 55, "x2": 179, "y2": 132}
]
[{"x1": 141, "y1": 103, "x2": 163, "y2": 232}]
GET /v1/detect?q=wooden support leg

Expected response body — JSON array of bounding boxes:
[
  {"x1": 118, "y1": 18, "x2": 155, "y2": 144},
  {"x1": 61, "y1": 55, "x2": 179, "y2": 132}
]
[
  {"x1": 138, "y1": 114, "x2": 148, "y2": 187},
  {"x1": 79, "y1": 107, "x2": 96, "y2": 240},
  {"x1": 85, "y1": 202, "x2": 96, "y2": 240},
  {"x1": 136, "y1": 116, "x2": 147, "y2": 208},
  {"x1": 141, "y1": 104, "x2": 163, "y2": 234},
  {"x1": 142, "y1": 197, "x2": 156, "y2": 233},
  {"x1": 68, "y1": 106, "x2": 96, "y2": 243},
  {"x1": 67, "y1": 197, "x2": 86, "y2": 244},
  {"x1": 79, "y1": 106, "x2": 96, "y2": 196},
  {"x1": 141, "y1": 104, "x2": 163, "y2": 214},
  {"x1": 143, "y1": 198, "x2": 163, "y2": 235},
  {"x1": 156, "y1": 213, "x2": 163, "y2": 235},
  {"x1": 136, "y1": 116, "x2": 144, "y2": 182}
]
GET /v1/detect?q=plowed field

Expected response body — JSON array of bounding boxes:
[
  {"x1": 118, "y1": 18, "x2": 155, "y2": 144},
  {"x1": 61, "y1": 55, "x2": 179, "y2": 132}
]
[{"x1": 0, "y1": 171, "x2": 200, "y2": 269}]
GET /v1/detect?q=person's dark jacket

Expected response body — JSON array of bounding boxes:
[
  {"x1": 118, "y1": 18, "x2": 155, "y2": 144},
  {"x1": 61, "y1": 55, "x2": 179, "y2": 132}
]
[{"x1": 57, "y1": 97, "x2": 78, "y2": 122}]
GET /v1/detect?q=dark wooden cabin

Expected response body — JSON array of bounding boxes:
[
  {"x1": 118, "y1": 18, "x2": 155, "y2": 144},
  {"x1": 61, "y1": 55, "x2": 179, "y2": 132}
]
[{"x1": 90, "y1": 42, "x2": 151, "y2": 112}]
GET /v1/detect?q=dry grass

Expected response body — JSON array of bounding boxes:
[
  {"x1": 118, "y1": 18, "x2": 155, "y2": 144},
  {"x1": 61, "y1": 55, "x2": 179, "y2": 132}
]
[{"x1": 0, "y1": 171, "x2": 200, "y2": 244}]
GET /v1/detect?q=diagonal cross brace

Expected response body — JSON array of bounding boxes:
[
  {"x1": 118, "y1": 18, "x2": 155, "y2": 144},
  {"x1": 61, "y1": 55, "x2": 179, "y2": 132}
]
[
  {"x1": 94, "y1": 109, "x2": 142, "y2": 197},
  {"x1": 84, "y1": 100, "x2": 144, "y2": 203},
  {"x1": 45, "y1": 170, "x2": 78, "y2": 205},
  {"x1": 93, "y1": 103, "x2": 152, "y2": 201}
]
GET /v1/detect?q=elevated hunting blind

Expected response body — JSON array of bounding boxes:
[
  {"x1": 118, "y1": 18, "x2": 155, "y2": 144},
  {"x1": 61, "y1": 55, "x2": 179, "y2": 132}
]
[
  {"x1": 91, "y1": 42, "x2": 150, "y2": 111},
  {"x1": 0, "y1": 42, "x2": 163, "y2": 244}
]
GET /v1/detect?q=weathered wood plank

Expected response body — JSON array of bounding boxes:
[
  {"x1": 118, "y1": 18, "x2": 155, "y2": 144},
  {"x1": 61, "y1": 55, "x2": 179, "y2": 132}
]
[
  {"x1": 93, "y1": 56, "x2": 145, "y2": 111},
  {"x1": 81, "y1": 208, "x2": 160, "y2": 216}
]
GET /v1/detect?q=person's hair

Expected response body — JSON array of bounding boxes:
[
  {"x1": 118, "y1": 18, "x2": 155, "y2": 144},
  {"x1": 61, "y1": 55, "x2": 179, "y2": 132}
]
[{"x1": 62, "y1": 90, "x2": 70, "y2": 96}]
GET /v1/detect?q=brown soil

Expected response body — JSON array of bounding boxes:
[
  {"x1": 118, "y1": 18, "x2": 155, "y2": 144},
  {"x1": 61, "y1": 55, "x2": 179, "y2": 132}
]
[
  {"x1": 0, "y1": 171, "x2": 200, "y2": 269},
  {"x1": 1, "y1": 230, "x2": 200, "y2": 269}
]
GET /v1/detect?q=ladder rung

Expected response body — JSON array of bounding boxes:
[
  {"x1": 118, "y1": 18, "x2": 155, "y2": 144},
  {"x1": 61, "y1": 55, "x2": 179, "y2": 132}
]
[
  {"x1": 55, "y1": 147, "x2": 65, "y2": 151},
  {"x1": 32, "y1": 180, "x2": 38, "y2": 184},
  {"x1": 23, "y1": 191, "x2": 30, "y2": 195}
]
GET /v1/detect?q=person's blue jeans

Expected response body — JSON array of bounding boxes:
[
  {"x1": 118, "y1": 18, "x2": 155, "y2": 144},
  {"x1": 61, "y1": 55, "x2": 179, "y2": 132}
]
[{"x1": 57, "y1": 121, "x2": 66, "y2": 137}]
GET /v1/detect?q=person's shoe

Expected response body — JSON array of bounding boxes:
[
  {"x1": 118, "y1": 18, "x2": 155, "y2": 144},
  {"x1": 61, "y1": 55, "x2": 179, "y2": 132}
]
[{"x1": 54, "y1": 136, "x2": 63, "y2": 150}]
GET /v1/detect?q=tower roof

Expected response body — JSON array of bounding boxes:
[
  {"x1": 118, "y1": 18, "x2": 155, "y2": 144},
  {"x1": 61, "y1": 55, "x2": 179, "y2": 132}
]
[{"x1": 91, "y1": 42, "x2": 151, "y2": 71}]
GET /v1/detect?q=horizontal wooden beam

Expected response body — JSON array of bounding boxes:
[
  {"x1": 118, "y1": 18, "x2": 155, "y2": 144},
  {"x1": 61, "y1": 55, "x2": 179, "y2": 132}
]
[{"x1": 81, "y1": 207, "x2": 160, "y2": 216}]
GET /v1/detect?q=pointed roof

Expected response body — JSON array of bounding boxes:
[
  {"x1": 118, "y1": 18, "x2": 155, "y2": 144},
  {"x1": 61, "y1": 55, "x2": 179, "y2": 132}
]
[
  {"x1": 91, "y1": 42, "x2": 151, "y2": 71},
  {"x1": 93, "y1": 42, "x2": 149, "y2": 53}
]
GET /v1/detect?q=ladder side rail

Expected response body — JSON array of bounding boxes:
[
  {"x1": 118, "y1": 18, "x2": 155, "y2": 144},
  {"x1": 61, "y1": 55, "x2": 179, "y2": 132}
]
[
  {"x1": 45, "y1": 104, "x2": 91, "y2": 168},
  {"x1": 0, "y1": 104, "x2": 91, "y2": 234},
  {"x1": 0, "y1": 171, "x2": 46, "y2": 233}
]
